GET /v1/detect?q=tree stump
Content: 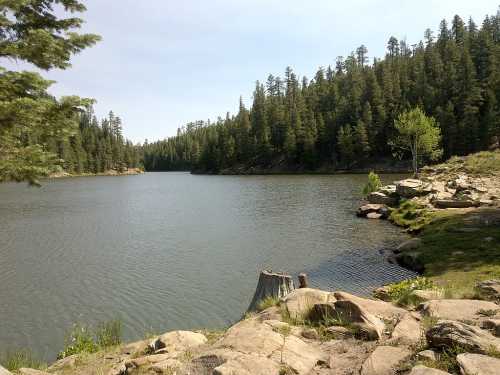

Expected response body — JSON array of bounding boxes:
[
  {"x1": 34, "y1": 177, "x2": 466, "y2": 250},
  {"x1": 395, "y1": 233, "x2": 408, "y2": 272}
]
[{"x1": 247, "y1": 270, "x2": 295, "y2": 312}]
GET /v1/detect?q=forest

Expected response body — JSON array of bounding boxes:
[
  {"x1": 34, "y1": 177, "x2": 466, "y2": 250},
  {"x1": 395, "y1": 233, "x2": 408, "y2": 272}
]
[
  {"x1": 142, "y1": 8, "x2": 500, "y2": 173},
  {"x1": 48, "y1": 108, "x2": 142, "y2": 175}
]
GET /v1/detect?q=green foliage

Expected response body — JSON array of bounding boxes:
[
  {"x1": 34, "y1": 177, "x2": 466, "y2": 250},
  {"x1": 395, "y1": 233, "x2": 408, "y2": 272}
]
[
  {"x1": 389, "y1": 200, "x2": 433, "y2": 232},
  {"x1": 390, "y1": 107, "x2": 443, "y2": 176},
  {"x1": 142, "y1": 8, "x2": 499, "y2": 173},
  {"x1": 0, "y1": 0, "x2": 101, "y2": 184},
  {"x1": 362, "y1": 171, "x2": 382, "y2": 196},
  {"x1": 385, "y1": 277, "x2": 434, "y2": 306},
  {"x1": 57, "y1": 320, "x2": 122, "y2": 359},
  {"x1": 0, "y1": 350, "x2": 46, "y2": 371}
]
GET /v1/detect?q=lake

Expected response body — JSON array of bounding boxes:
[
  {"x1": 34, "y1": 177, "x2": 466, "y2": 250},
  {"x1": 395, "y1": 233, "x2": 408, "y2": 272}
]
[{"x1": 0, "y1": 172, "x2": 415, "y2": 360}]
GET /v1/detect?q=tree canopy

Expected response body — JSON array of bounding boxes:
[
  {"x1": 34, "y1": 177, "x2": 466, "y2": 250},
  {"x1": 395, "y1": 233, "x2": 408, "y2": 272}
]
[{"x1": 0, "y1": 0, "x2": 100, "y2": 185}]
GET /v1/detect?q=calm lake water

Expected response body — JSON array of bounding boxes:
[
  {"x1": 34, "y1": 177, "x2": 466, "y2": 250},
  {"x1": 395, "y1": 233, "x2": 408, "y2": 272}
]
[{"x1": 0, "y1": 172, "x2": 415, "y2": 359}]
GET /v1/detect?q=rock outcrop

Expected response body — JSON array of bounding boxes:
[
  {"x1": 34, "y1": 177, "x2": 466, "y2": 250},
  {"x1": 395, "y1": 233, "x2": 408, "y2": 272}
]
[
  {"x1": 419, "y1": 299, "x2": 500, "y2": 323},
  {"x1": 281, "y1": 288, "x2": 334, "y2": 320},
  {"x1": 360, "y1": 345, "x2": 411, "y2": 375}
]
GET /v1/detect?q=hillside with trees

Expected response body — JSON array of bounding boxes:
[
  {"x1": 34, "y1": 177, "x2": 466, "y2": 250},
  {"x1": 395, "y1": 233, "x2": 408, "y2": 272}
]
[{"x1": 143, "y1": 8, "x2": 500, "y2": 173}]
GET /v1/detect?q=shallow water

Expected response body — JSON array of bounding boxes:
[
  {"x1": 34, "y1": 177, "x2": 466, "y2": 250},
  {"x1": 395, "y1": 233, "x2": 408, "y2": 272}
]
[{"x1": 0, "y1": 172, "x2": 415, "y2": 359}]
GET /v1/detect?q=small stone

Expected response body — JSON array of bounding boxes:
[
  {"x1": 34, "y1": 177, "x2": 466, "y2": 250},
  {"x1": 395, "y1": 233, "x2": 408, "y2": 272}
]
[
  {"x1": 481, "y1": 319, "x2": 500, "y2": 337},
  {"x1": 408, "y1": 365, "x2": 451, "y2": 375},
  {"x1": 325, "y1": 326, "x2": 353, "y2": 339},
  {"x1": 367, "y1": 212, "x2": 382, "y2": 219},
  {"x1": 301, "y1": 328, "x2": 319, "y2": 340},
  {"x1": 373, "y1": 286, "x2": 392, "y2": 302},
  {"x1": 476, "y1": 280, "x2": 500, "y2": 302}
]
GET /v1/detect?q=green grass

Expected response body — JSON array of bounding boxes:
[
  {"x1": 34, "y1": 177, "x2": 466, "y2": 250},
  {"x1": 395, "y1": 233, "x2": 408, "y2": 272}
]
[
  {"x1": 58, "y1": 319, "x2": 122, "y2": 359},
  {"x1": 431, "y1": 150, "x2": 500, "y2": 176},
  {"x1": 384, "y1": 277, "x2": 435, "y2": 307},
  {"x1": 396, "y1": 208, "x2": 500, "y2": 291},
  {"x1": 256, "y1": 296, "x2": 280, "y2": 312},
  {"x1": 0, "y1": 350, "x2": 46, "y2": 372},
  {"x1": 389, "y1": 200, "x2": 434, "y2": 232}
]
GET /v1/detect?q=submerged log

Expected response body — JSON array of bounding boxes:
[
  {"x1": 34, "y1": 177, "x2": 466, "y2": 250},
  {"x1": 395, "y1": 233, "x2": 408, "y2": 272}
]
[{"x1": 247, "y1": 270, "x2": 295, "y2": 312}]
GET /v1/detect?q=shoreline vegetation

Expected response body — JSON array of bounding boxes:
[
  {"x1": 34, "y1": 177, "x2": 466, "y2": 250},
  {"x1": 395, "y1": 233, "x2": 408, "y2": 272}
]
[{"x1": 47, "y1": 167, "x2": 144, "y2": 180}]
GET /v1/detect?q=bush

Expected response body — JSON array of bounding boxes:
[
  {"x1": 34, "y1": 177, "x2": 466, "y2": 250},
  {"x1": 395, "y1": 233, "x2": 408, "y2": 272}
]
[
  {"x1": 57, "y1": 319, "x2": 122, "y2": 359},
  {"x1": 0, "y1": 350, "x2": 46, "y2": 371},
  {"x1": 362, "y1": 171, "x2": 382, "y2": 196},
  {"x1": 389, "y1": 200, "x2": 433, "y2": 232}
]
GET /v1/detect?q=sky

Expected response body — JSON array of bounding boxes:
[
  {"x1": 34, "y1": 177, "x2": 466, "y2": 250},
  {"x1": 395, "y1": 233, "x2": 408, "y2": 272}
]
[{"x1": 10, "y1": 0, "x2": 498, "y2": 143}]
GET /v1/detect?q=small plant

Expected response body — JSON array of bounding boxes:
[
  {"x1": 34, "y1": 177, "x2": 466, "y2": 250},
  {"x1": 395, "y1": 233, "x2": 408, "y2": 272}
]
[
  {"x1": 57, "y1": 319, "x2": 123, "y2": 359},
  {"x1": 257, "y1": 296, "x2": 280, "y2": 312},
  {"x1": 0, "y1": 350, "x2": 46, "y2": 371},
  {"x1": 273, "y1": 325, "x2": 292, "y2": 365},
  {"x1": 96, "y1": 319, "x2": 122, "y2": 347},
  {"x1": 362, "y1": 171, "x2": 382, "y2": 196},
  {"x1": 386, "y1": 277, "x2": 435, "y2": 307}
]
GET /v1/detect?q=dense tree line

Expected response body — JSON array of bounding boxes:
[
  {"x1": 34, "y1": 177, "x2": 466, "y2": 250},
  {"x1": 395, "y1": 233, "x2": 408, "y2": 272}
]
[
  {"x1": 143, "y1": 8, "x2": 500, "y2": 173},
  {"x1": 47, "y1": 108, "x2": 142, "y2": 175}
]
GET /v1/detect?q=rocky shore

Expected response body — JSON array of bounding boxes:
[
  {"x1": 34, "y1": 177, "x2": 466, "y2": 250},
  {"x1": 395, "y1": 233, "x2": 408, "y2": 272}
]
[
  {"x1": 3, "y1": 276, "x2": 499, "y2": 375},
  {"x1": 48, "y1": 168, "x2": 145, "y2": 179}
]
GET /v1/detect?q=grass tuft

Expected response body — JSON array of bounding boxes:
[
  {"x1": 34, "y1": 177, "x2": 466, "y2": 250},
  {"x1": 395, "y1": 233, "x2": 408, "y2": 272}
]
[{"x1": 0, "y1": 350, "x2": 46, "y2": 372}]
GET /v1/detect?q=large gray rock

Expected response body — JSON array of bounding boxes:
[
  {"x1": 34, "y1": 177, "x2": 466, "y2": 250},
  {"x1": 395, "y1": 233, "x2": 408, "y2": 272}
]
[
  {"x1": 357, "y1": 203, "x2": 385, "y2": 217},
  {"x1": 395, "y1": 251, "x2": 424, "y2": 273},
  {"x1": 333, "y1": 291, "x2": 407, "y2": 320},
  {"x1": 360, "y1": 346, "x2": 411, "y2": 375},
  {"x1": 390, "y1": 313, "x2": 422, "y2": 345},
  {"x1": 281, "y1": 288, "x2": 335, "y2": 320},
  {"x1": 396, "y1": 179, "x2": 431, "y2": 198},
  {"x1": 0, "y1": 366, "x2": 12, "y2": 375},
  {"x1": 456, "y1": 353, "x2": 500, "y2": 375},
  {"x1": 408, "y1": 365, "x2": 451, "y2": 375},
  {"x1": 419, "y1": 299, "x2": 500, "y2": 322},
  {"x1": 333, "y1": 299, "x2": 386, "y2": 340},
  {"x1": 476, "y1": 280, "x2": 500, "y2": 302},
  {"x1": 426, "y1": 320, "x2": 500, "y2": 354},
  {"x1": 367, "y1": 191, "x2": 398, "y2": 206},
  {"x1": 154, "y1": 330, "x2": 207, "y2": 352}
]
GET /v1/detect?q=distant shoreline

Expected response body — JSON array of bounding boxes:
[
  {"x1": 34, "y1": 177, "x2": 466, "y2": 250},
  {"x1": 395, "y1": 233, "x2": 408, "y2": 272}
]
[{"x1": 47, "y1": 168, "x2": 144, "y2": 179}]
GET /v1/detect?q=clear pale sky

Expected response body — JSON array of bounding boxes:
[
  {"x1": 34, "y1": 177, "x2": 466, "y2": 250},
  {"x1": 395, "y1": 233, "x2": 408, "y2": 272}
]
[{"x1": 22, "y1": 0, "x2": 500, "y2": 143}]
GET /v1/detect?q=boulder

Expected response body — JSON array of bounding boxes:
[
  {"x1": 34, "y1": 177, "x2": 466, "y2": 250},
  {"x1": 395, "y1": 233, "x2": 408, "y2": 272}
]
[
  {"x1": 408, "y1": 365, "x2": 451, "y2": 375},
  {"x1": 155, "y1": 330, "x2": 207, "y2": 353},
  {"x1": 456, "y1": 353, "x2": 500, "y2": 375},
  {"x1": 410, "y1": 289, "x2": 444, "y2": 302},
  {"x1": 47, "y1": 354, "x2": 77, "y2": 371},
  {"x1": 367, "y1": 192, "x2": 398, "y2": 206},
  {"x1": 476, "y1": 280, "x2": 500, "y2": 302},
  {"x1": 396, "y1": 179, "x2": 431, "y2": 198},
  {"x1": 419, "y1": 299, "x2": 500, "y2": 322},
  {"x1": 357, "y1": 204, "x2": 385, "y2": 217},
  {"x1": 18, "y1": 370, "x2": 51, "y2": 375},
  {"x1": 395, "y1": 238, "x2": 422, "y2": 254},
  {"x1": 121, "y1": 339, "x2": 149, "y2": 355},
  {"x1": 395, "y1": 252, "x2": 424, "y2": 273},
  {"x1": 301, "y1": 328, "x2": 319, "y2": 340},
  {"x1": 373, "y1": 286, "x2": 392, "y2": 302},
  {"x1": 333, "y1": 291, "x2": 407, "y2": 320},
  {"x1": 390, "y1": 313, "x2": 422, "y2": 345},
  {"x1": 333, "y1": 300, "x2": 386, "y2": 340},
  {"x1": 281, "y1": 288, "x2": 335, "y2": 320},
  {"x1": 0, "y1": 366, "x2": 11, "y2": 375},
  {"x1": 481, "y1": 319, "x2": 500, "y2": 336},
  {"x1": 360, "y1": 346, "x2": 411, "y2": 375},
  {"x1": 433, "y1": 199, "x2": 479, "y2": 208},
  {"x1": 416, "y1": 350, "x2": 438, "y2": 362},
  {"x1": 426, "y1": 320, "x2": 500, "y2": 354}
]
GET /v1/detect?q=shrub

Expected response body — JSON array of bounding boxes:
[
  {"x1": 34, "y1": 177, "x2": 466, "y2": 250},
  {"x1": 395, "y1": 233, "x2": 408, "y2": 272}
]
[
  {"x1": 362, "y1": 171, "x2": 382, "y2": 196},
  {"x1": 389, "y1": 200, "x2": 433, "y2": 232},
  {"x1": 0, "y1": 350, "x2": 46, "y2": 371}
]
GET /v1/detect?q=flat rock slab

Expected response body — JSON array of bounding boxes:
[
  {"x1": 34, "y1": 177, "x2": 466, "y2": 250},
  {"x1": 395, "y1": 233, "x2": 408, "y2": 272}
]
[
  {"x1": 360, "y1": 346, "x2": 411, "y2": 375},
  {"x1": 408, "y1": 365, "x2": 451, "y2": 375},
  {"x1": 0, "y1": 366, "x2": 12, "y2": 375},
  {"x1": 419, "y1": 299, "x2": 500, "y2": 322},
  {"x1": 213, "y1": 353, "x2": 281, "y2": 375},
  {"x1": 282, "y1": 288, "x2": 335, "y2": 320},
  {"x1": 457, "y1": 353, "x2": 500, "y2": 375},
  {"x1": 157, "y1": 330, "x2": 207, "y2": 352}
]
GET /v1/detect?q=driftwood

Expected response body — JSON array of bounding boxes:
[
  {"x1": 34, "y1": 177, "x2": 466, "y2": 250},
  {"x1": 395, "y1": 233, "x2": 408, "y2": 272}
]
[{"x1": 247, "y1": 270, "x2": 295, "y2": 312}]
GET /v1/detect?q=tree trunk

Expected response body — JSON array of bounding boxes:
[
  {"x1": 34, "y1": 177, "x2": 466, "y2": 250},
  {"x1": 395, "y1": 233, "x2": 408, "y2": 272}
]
[{"x1": 247, "y1": 270, "x2": 295, "y2": 312}]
